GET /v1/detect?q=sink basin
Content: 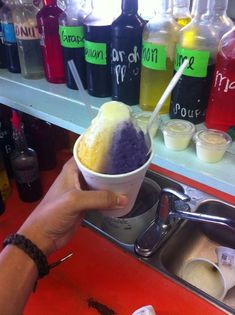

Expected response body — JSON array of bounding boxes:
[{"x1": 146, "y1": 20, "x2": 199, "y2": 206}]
[{"x1": 83, "y1": 170, "x2": 235, "y2": 314}]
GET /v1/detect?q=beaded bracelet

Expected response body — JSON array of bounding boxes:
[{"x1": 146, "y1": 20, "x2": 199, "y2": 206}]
[{"x1": 3, "y1": 233, "x2": 49, "y2": 279}]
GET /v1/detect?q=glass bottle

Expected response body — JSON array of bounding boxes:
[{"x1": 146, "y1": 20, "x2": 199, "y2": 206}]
[
  {"x1": 84, "y1": 0, "x2": 115, "y2": 97},
  {"x1": 202, "y1": 0, "x2": 234, "y2": 40},
  {"x1": 139, "y1": 0, "x2": 179, "y2": 113},
  {"x1": 10, "y1": 110, "x2": 43, "y2": 203},
  {"x1": 37, "y1": 0, "x2": 65, "y2": 83},
  {"x1": 111, "y1": 0, "x2": 145, "y2": 105},
  {"x1": 138, "y1": 0, "x2": 156, "y2": 23},
  {"x1": 173, "y1": 0, "x2": 192, "y2": 28},
  {"x1": 12, "y1": 0, "x2": 44, "y2": 79},
  {"x1": 205, "y1": 27, "x2": 235, "y2": 131},
  {"x1": 0, "y1": 0, "x2": 21, "y2": 73},
  {"x1": 0, "y1": 150, "x2": 11, "y2": 201},
  {"x1": 0, "y1": 190, "x2": 5, "y2": 215},
  {"x1": 59, "y1": 0, "x2": 88, "y2": 90},
  {"x1": 0, "y1": 104, "x2": 13, "y2": 178},
  {"x1": 169, "y1": 0, "x2": 220, "y2": 124},
  {"x1": 23, "y1": 114, "x2": 57, "y2": 171},
  {"x1": 0, "y1": 0, "x2": 7, "y2": 68}
]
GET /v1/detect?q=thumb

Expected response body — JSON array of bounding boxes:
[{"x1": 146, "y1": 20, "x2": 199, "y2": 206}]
[{"x1": 64, "y1": 189, "x2": 128, "y2": 213}]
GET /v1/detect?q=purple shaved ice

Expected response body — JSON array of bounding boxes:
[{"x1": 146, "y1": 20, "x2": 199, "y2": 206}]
[{"x1": 105, "y1": 121, "x2": 149, "y2": 174}]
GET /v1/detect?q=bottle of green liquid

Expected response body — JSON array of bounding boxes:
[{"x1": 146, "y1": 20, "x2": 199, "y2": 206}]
[
  {"x1": 169, "y1": 0, "x2": 220, "y2": 124},
  {"x1": 139, "y1": 0, "x2": 179, "y2": 114}
]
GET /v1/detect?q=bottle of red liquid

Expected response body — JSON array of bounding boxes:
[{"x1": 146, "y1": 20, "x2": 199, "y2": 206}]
[
  {"x1": 205, "y1": 27, "x2": 235, "y2": 131},
  {"x1": 10, "y1": 110, "x2": 43, "y2": 203},
  {"x1": 36, "y1": 0, "x2": 65, "y2": 83}
]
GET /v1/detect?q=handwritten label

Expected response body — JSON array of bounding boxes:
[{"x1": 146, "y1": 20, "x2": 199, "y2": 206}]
[
  {"x1": 174, "y1": 45, "x2": 210, "y2": 78},
  {"x1": 84, "y1": 40, "x2": 107, "y2": 65},
  {"x1": 213, "y1": 70, "x2": 235, "y2": 93},
  {"x1": 1, "y1": 23, "x2": 17, "y2": 43},
  {"x1": 111, "y1": 46, "x2": 140, "y2": 85},
  {"x1": 15, "y1": 23, "x2": 39, "y2": 40},
  {"x1": 59, "y1": 26, "x2": 84, "y2": 48},
  {"x1": 141, "y1": 42, "x2": 166, "y2": 70},
  {"x1": 171, "y1": 102, "x2": 203, "y2": 119}
]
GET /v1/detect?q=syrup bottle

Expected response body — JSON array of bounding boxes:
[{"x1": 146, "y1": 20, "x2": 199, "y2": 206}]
[
  {"x1": 10, "y1": 110, "x2": 42, "y2": 203},
  {"x1": 169, "y1": 0, "x2": 220, "y2": 124},
  {"x1": 0, "y1": 0, "x2": 21, "y2": 73},
  {"x1": 111, "y1": 0, "x2": 145, "y2": 105},
  {"x1": 202, "y1": 0, "x2": 233, "y2": 40},
  {"x1": 12, "y1": 0, "x2": 44, "y2": 79},
  {"x1": 59, "y1": 0, "x2": 89, "y2": 90},
  {"x1": 36, "y1": 0, "x2": 65, "y2": 83},
  {"x1": 173, "y1": 0, "x2": 192, "y2": 28},
  {"x1": 139, "y1": 0, "x2": 179, "y2": 113},
  {"x1": 0, "y1": 0, "x2": 7, "y2": 68},
  {"x1": 84, "y1": 0, "x2": 115, "y2": 97},
  {"x1": 205, "y1": 27, "x2": 235, "y2": 131}
]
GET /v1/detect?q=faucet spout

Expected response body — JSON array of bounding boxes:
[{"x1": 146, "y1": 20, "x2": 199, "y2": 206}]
[{"x1": 170, "y1": 209, "x2": 235, "y2": 232}]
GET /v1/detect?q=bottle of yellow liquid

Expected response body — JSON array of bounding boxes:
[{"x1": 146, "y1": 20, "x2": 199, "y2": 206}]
[
  {"x1": 0, "y1": 151, "x2": 11, "y2": 200},
  {"x1": 173, "y1": 0, "x2": 192, "y2": 28},
  {"x1": 139, "y1": 0, "x2": 180, "y2": 114}
]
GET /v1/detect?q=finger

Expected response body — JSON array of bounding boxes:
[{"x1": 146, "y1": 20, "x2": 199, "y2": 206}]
[{"x1": 64, "y1": 189, "x2": 128, "y2": 213}]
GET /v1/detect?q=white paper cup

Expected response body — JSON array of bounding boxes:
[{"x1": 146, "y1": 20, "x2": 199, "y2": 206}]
[
  {"x1": 73, "y1": 136, "x2": 154, "y2": 217},
  {"x1": 181, "y1": 258, "x2": 235, "y2": 300}
]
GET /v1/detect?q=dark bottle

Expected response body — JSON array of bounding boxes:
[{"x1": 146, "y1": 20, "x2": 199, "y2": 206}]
[
  {"x1": 84, "y1": 0, "x2": 115, "y2": 97},
  {"x1": 0, "y1": 190, "x2": 5, "y2": 215},
  {"x1": 111, "y1": 0, "x2": 145, "y2": 105},
  {"x1": 59, "y1": 0, "x2": 89, "y2": 90},
  {"x1": 0, "y1": 0, "x2": 21, "y2": 73},
  {"x1": 10, "y1": 110, "x2": 43, "y2": 203},
  {"x1": 0, "y1": 104, "x2": 13, "y2": 178},
  {"x1": 0, "y1": 0, "x2": 7, "y2": 68},
  {"x1": 36, "y1": 0, "x2": 65, "y2": 83},
  {"x1": 23, "y1": 114, "x2": 57, "y2": 171},
  {"x1": 169, "y1": 0, "x2": 219, "y2": 124}
]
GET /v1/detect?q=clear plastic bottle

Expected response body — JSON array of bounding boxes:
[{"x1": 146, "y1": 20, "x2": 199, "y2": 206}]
[
  {"x1": 139, "y1": 0, "x2": 179, "y2": 113},
  {"x1": 205, "y1": 27, "x2": 235, "y2": 131},
  {"x1": 59, "y1": 0, "x2": 89, "y2": 90},
  {"x1": 10, "y1": 110, "x2": 42, "y2": 203},
  {"x1": 0, "y1": 0, "x2": 21, "y2": 73},
  {"x1": 12, "y1": 0, "x2": 44, "y2": 79},
  {"x1": 169, "y1": 0, "x2": 220, "y2": 124},
  {"x1": 173, "y1": 0, "x2": 192, "y2": 27},
  {"x1": 202, "y1": 0, "x2": 234, "y2": 40},
  {"x1": 37, "y1": 0, "x2": 65, "y2": 83},
  {"x1": 111, "y1": 0, "x2": 145, "y2": 105},
  {"x1": 84, "y1": 0, "x2": 115, "y2": 97},
  {"x1": 138, "y1": 0, "x2": 156, "y2": 22}
]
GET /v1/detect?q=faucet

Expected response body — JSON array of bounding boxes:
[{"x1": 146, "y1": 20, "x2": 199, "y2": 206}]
[{"x1": 135, "y1": 188, "x2": 235, "y2": 258}]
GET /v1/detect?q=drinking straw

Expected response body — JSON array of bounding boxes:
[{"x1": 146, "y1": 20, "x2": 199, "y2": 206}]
[{"x1": 68, "y1": 60, "x2": 94, "y2": 120}]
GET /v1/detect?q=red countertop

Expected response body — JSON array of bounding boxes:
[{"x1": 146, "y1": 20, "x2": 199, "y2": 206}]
[{"x1": 0, "y1": 150, "x2": 230, "y2": 315}]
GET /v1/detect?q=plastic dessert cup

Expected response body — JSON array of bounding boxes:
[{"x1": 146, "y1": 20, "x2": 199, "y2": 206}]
[
  {"x1": 194, "y1": 129, "x2": 232, "y2": 163},
  {"x1": 161, "y1": 119, "x2": 195, "y2": 151},
  {"x1": 73, "y1": 136, "x2": 154, "y2": 218},
  {"x1": 133, "y1": 111, "x2": 160, "y2": 137}
]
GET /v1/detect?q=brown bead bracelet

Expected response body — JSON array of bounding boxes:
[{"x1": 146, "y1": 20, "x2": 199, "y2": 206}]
[{"x1": 3, "y1": 233, "x2": 49, "y2": 279}]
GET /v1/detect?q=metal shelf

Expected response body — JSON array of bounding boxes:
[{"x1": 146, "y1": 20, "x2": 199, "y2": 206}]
[{"x1": 0, "y1": 69, "x2": 234, "y2": 198}]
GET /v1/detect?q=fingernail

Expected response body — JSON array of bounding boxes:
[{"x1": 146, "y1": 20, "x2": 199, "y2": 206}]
[{"x1": 116, "y1": 195, "x2": 128, "y2": 208}]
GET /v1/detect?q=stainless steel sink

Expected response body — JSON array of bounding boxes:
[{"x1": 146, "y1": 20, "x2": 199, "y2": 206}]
[{"x1": 83, "y1": 170, "x2": 235, "y2": 314}]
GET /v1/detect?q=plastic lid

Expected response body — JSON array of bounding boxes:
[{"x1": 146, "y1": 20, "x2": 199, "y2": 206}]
[
  {"x1": 194, "y1": 129, "x2": 232, "y2": 149},
  {"x1": 161, "y1": 119, "x2": 195, "y2": 137}
]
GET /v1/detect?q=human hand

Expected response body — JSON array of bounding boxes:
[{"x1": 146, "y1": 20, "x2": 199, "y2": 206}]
[{"x1": 18, "y1": 158, "x2": 128, "y2": 256}]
